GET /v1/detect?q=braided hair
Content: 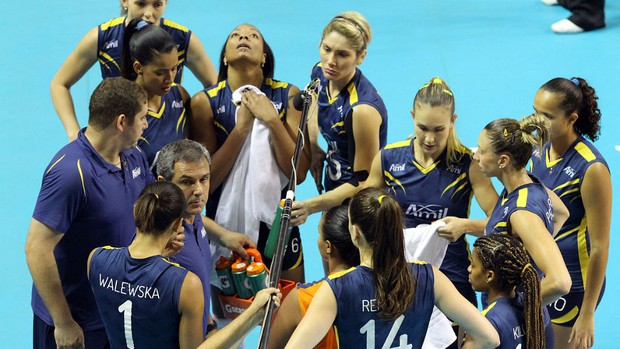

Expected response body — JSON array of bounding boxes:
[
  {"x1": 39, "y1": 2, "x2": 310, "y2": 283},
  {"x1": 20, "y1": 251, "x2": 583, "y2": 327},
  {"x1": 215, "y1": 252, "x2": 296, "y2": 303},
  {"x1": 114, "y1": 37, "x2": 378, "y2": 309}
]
[{"x1": 474, "y1": 234, "x2": 544, "y2": 349}]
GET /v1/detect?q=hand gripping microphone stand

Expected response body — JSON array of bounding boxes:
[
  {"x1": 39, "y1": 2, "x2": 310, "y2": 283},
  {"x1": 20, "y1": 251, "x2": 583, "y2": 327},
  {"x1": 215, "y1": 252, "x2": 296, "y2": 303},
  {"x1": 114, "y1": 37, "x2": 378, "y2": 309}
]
[{"x1": 257, "y1": 79, "x2": 320, "y2": 349}]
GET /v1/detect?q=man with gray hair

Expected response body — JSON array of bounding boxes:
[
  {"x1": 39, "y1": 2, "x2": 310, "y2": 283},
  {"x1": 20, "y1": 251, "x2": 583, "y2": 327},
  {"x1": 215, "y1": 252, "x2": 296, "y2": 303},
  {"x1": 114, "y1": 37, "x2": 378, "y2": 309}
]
[{"x1": 156, "y1": 139, "x2": 255, "y2": 337}]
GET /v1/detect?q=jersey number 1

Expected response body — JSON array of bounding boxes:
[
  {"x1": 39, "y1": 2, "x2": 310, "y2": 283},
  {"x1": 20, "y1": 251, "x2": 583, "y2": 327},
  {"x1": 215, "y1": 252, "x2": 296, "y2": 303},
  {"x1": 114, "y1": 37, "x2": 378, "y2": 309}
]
[
  {"x1": 118, "y1": 300, "x2": 135, "y2": 349},
  {"x1": 359, "y1": 314, "x2": 412, "y2": 349}
]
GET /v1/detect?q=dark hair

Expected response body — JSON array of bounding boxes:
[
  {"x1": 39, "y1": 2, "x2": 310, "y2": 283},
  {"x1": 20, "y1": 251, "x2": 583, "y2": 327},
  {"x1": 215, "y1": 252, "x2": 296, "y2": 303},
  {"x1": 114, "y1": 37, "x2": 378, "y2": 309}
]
[
  {"x1": 413, "y1": 77, "x2": 466, "y2": 165},
  {"x1": 134, "y1": 182, "x2": 186, "y2": 236},
  {"x1": 474, "y1": 234, "x2": 544, "y2": 349},
  {"x1": 483, "y1": 114, "x2": 549, "y2": 170},
  {"x1": 88, "y1": 77, "x2": 147, "y2": 130},
  {"x1": 156, "y1": 140, "x2": 211, "y2": 181},
  {"x1": 349, "y1": 188, "x2": 413, "y2": 320},
  {"x1": 321, "y1": 205, "x2": 360, "y2": 268},
  {"x1": 217, "y1": 24, "x2": 275, "y2": 82},
  {"x1": 121, "y1": 18, "x2": 177, "y2": 81},
  {"x1": 540, "y1": 77, "x2": 601, "y2": 141}
]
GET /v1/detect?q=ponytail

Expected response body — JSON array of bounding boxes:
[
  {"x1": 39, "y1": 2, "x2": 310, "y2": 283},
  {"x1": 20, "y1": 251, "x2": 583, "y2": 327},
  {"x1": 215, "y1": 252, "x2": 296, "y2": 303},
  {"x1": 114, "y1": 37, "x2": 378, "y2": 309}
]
[
  {"x1": 121, "y1": 18, "x2": 176, "y2": 81},
  {"x1": 483, "y1": 114, "x2": 549, "y2": 169},
  {"x1": 349, "y1": 188, "x2": 414, "y2": 319},
  {"x1": 134, "y1": 182, "x2": 186, "y2": 236},
  {"x1": 540, "y1": 77, "x2": 602, "y2": 141}
]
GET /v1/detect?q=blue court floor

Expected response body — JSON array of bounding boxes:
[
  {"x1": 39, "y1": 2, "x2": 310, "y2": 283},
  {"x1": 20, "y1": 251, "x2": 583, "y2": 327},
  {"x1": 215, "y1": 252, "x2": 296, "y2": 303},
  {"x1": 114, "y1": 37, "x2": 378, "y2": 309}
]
[{"x1": 1, "y1": 0, "x2": 618, "y2": 347}]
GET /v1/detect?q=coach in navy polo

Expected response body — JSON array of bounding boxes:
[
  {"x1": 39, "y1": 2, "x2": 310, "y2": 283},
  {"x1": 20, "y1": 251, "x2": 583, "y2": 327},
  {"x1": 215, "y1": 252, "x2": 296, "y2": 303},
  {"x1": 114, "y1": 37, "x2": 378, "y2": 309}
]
[{"x1": 26, "y1": 78, "x2": 153, "y2": 349}]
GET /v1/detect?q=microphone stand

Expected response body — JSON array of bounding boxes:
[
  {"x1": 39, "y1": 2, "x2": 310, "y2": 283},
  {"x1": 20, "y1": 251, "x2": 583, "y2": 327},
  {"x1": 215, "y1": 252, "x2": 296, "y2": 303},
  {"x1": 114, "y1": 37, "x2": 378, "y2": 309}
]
[{"x1": 257, "y1": 83, "x2": 316, "y2": 349}]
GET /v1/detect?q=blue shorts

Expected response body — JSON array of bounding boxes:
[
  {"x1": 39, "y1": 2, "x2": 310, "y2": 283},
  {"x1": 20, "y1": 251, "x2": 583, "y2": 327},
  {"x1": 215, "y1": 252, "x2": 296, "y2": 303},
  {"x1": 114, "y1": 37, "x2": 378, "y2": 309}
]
[
  {"x1": 548, "y1": 279, "x2": 606, "y2": 327},
  {"x1": 258, "y1": 222, "x2": 304, "y2": 271},
  {"x1": 34, "y1": 314, "x2": 109, "y2": 349}
]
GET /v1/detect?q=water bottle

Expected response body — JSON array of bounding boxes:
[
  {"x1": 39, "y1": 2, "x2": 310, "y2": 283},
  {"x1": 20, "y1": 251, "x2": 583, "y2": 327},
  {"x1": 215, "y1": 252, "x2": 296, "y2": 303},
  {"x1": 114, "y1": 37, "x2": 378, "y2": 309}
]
[
  {"x1": 231, "y1": 260, "x2": 253, "y2": 299},
  {"x1": 246, "y1": 261, "x2": 268, "y2": 296},
  {"x1": 215, "y1": 256, "x2": 236, "y2": 296}
]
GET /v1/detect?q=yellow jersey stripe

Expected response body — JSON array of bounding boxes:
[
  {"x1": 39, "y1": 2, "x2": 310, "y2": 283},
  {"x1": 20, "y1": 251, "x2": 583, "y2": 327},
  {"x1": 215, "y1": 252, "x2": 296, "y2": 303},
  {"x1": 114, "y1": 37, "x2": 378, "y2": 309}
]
[
  {"x1": 139, "y1": 137, "x2": 150, "y2": 145},
  {"x1": 98, "y1": 52, "x2": 121, "y2": 71},
  {"x1": 161, "y1": 258, "x2": 186, "y2": 269},
  {"x1": 328, "y1": 266, "x2": 356, "y2": 280},
  {"x1": 348, "y1": 83, "x2": 358, "y2": 105},
  {"x1": 77, "y1": 159, "x2": 86, "y2": 197},
  {"x1": 334, "y1": 325, "x2": 340, "y2": 348},
  {"x1": 328, "y1": 93, "x2": 338, "y2": 105},
  {"x1": 451, "y1": 182, "x2": 469, "y2": 200},
  {"x1": 46, "y1": 154, "x2": 66, "y2": 175},
  {"x1": 176, "y1": 109, "x2": 186, "y2": 133},
  {"x1": 383, "y1": 171, "x2": 406, "y2": 194},
  {"x1": 265, "y1": 78, "x2": 289, "y2": 89},
  {"x1": 290, "y1": 248, "x2": 304, "y2": 270},
  {"x1": 100, "y1": 17, "x2": 125, "y2": 31},
  {"x1": 553, "y1": 178, "x2": 580, "y2": 191},
  {"x1": 494, "y1": 222, "x2": 507, "y2": 230},
  {"x1": 559, "y1": 188, "x2": 580, "y2": 198},
  {"x1": 545, "y1": 148, "x2": 563, "y2": 168},
  {"x1": 481, "y1": 301, "x2": 497, "y2": 316},
  {"x1": 208, "y1": 81, "x2": 226, "y2": 98},
  {"x1": 574, "y1": 142, "x2": 596, "y2": 162},
  {"x1": 551, "y1": 306, "x2": 579, "y2": 324},
  {"x1": 162, "y1": 19, "x2": 189, "y2": 32},
  {"x1": 577, "y1": 217, "x2": 589, "y2": 288},
  {"x1": 330, "y1": 121, "x2": 345, "y2": 129},
  {"x1": 384, "y1": 139, "x2": 411, "y2": 150},
  {"x1": 516, "y1": 188, "x2": 528, "y2": 208},
  {"x1": 214, "y1": 121, "x2": 228, "y2": 136},
  {"x1": 442, "y1": 173, "x2": 467, "y2": 197},
  {"x1": 102, "y1": 245, "x2": 121, "y2": 250},
  {"x1": 148, "y1": 101, "x2": 166, "y2": 119},
  {"x1": 554, "y1": 226, "x2": 580, "y2": 242},
  {"x1": 412, "y1": 160, "x2": 440, "y2": 175}
]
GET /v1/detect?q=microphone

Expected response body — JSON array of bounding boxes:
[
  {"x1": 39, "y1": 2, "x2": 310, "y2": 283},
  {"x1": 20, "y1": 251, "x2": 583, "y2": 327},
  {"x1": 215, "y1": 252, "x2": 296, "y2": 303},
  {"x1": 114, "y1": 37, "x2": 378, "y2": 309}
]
[{"x1": 293, "y1": 78, "x2": 321, "y2": 111}]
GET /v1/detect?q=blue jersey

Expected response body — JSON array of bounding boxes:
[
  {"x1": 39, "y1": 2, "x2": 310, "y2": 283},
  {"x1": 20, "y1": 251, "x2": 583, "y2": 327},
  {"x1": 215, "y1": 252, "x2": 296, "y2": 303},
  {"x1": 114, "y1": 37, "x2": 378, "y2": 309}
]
[
  {"x1": 485, "y1": 177, "x2": 553, "y2": 237},
  {"x1": 327, "y1": 263, "x2": 434, "y2": 349},
  {"x1": 98, "y1": 17, "x2": 191, "y2": 83},
  {"x1": 31, "y1": 129, "x2": 154, "y2": 330},
  {"x1": 138, "y1": 84, "x2": 187, "y2": 167},
  {"x1": 169, "y1": 214, "x2": 211, "y2": 335},
  {"x1": 482, "y1": 296, "x2": 525, "y2": 349},
  {"x1": 312, "y1": 63, "x2": 388, "y2": 192},
  {"x1": 382, "y1": 139, "x2": 474, "y2": 285},
  {"x1": 530, "y1": 137, "x2": 609, "y2": 292},
  {"x1": 202, "y1": 78, "x2": 292, "y2": 216},
  {"x1": 89, "y1": 247, "x2": 187, "y2": 349},
  {"x1": 202, "y1": 78, "x2": 304, "y2": 264}
]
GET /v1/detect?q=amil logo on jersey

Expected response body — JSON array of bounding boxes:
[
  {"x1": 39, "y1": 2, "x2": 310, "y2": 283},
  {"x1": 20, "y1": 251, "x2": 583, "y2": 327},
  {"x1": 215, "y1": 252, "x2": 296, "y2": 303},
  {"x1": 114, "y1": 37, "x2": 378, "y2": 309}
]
[
  {"x1": 389, "y1": 163, "x2": 406, "y2": 172},
  {"x1": 172, "y1": 101, "x2": 184, "y2": 109},
  {"x1": 563, "y1": 166, "x2": 576, "y2": 178},
  {"x1": 104, "y1": 40, "x2": 118, "y2": 49},
  {"x1": 405, "y1": 204, "x2": 448, "y2": 220},
  {"x1": 132, "y1": 167, "x2": 141, "y2": 179}
]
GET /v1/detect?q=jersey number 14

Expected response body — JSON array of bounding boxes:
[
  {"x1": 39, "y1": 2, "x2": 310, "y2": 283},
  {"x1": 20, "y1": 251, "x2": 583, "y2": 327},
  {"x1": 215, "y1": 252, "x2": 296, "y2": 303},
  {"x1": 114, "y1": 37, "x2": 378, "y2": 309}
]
[{"x1": 360, "y1": 314, "x2": 412, "y2": 349}]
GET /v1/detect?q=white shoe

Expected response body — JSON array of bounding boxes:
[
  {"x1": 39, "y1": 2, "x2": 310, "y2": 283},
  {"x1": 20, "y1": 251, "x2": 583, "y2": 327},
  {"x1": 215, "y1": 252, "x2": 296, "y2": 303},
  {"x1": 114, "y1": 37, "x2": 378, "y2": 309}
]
[
  {"x1": 551, "y1": 19, "x2": 584, "y2": 33},
  {"x1": 541, "y1": 0, "x2": 559, "y2": 5}
]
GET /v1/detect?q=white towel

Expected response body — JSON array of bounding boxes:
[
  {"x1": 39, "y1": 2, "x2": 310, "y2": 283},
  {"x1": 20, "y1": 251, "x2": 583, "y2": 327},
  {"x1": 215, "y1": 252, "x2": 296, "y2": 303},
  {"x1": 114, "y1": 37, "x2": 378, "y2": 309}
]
[
  {"x1": 404, "y1": 221, "x2": 456, "y2": 349},
  {"x1": 211, "y1": 85, "x2": 287, "y2": 286},
  {"x1": 404, "y1": 221, "x2": 450, "y2": 267}
]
